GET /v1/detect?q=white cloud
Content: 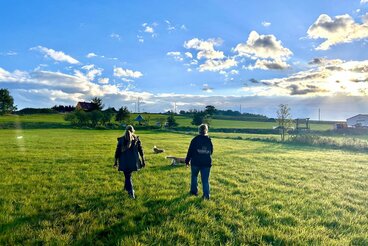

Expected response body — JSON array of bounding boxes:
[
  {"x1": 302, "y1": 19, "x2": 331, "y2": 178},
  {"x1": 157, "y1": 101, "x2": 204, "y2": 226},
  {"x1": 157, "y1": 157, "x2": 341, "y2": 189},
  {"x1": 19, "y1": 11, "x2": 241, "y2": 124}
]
[
  {"x1": 0, "y1": 51, "x2": 17, "y2": 56},
  {"x1": 246, "y1": 59, "x2": 290, "y2": 70},
  {"x1": 3, "y1": 66, "x2": 368, "y2": 120},
  {"x1": 31, "y1": 46, "x2": 79, "y2": 64},
  {"x1": 144, "y1": 26, "x2": 154, "y2": 33},
  {"x1": 361, "y1": 0, "x2": 368, "y2": 4},
  {"x1": 165, "y1": 20, "x2": 176, "y2": 31},
  {"x1": 167, "y1": 51, "x2": 184, "y2": 62},
  {"x1": 230, "y1": 70, "x2": 239, "y2": 75},
  {"x1": 185, "y1": 52, "x2": 193, "y2": 59},
  {"x1": 199, "y1": 58, "x2": 237, "y2": 72},
  {"x1": 262, "y1": 21, "x2": 271, "y2": 27},
  {"x1": 81, "y1": 64, "x2": 103, "y2": 81},
  {"x1": 86, "y1": 53, "x2": 97, "y2": 58},
  {"x1": 114, "y1": 67, "x2": 143, "y2": 79},
  {"x1": 110, "y1": 33, "x2": 121, "y2": 40},
  {"x1": 137, "y1": 35, "x2": 144, "y2": 43},
  {"x1": 234, "y1": 31, "x2": 292, "y2": 60},
  {"x1": 184, "y1": 37, "x2": 236, "y2": 72},
  {"x1": 259, "y1": 59, "x2": 368, "y2": 96},
  {"x1": 307, "y1": 14, "x2": 368, "y2": 50},
  {"x1": 184, "y1": 38, "x2": 224, "y2": 60},
  {"x1": 98, "y1": 78, "x2": 109, "y2": 84},
  {"x1": 202, "y1": 84, "x2": 213, "y2": 93}
]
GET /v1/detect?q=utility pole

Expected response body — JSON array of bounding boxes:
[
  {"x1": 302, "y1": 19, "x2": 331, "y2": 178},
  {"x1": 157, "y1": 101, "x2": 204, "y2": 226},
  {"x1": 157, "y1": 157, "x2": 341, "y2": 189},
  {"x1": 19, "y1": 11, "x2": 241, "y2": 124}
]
[
  {"x1": 137, "y1": 97, "x2": 140, "y2": 113},
  {"x1": 174, "y1": 102, "x2": 177, "y2": 114},
  {"x1": 240, "y1": 104, "x2": 242, "y2": 114}
]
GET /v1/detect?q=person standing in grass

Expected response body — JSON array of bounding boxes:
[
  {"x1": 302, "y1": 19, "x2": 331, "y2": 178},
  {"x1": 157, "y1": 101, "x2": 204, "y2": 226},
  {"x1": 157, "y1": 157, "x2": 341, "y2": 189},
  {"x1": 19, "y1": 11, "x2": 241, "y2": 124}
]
[
  {"x1": 185, "y1": 123, "x2": 213, "y2": 200},
  {"x1": 114, "y1": 125, "x2": 145, "y2": 199}
]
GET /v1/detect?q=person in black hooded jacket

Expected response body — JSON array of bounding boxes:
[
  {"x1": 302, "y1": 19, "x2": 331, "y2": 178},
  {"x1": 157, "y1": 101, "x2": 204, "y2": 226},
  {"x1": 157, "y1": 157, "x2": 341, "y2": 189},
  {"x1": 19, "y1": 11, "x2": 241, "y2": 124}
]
[
  {"x1": 185, "y1": 124, "x2": 213, "y2": 199},
  {"x1": 114, "y1": 125, "x2": 145, "y2": 199}
]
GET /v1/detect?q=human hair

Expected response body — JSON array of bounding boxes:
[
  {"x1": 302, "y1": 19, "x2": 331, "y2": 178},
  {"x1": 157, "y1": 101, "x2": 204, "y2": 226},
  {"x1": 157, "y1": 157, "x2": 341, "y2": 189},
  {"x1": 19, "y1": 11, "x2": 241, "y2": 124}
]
[
  {"x1": 123, "y1": 125, "x2": 135, "y2": 149},
  {"x1": 198, "y1": 124, "x2": 208, "y2": 136}
]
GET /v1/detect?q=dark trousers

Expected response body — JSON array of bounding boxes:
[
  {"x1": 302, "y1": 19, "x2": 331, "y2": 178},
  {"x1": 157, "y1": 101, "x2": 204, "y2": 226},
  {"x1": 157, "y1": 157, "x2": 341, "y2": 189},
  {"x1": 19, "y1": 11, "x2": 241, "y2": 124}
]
[
  {"x1": 190, "y1": 165, "x2": 211, "y2": 199},
  {"x1": 123, "y1": 171, "x2": 134, "y2": 194}
]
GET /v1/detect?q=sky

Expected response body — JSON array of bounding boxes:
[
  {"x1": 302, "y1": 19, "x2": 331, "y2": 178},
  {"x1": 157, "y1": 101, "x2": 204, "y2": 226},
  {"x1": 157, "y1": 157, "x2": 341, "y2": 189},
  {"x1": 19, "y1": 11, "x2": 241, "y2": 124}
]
[{"x1": 1, "y1": 0, "x2": 368, "y2": 120}]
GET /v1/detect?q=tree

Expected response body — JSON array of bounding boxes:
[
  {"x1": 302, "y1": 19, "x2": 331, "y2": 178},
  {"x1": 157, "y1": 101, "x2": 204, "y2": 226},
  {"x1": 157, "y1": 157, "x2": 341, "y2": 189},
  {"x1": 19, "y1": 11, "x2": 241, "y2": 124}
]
[
  {"x1": 0, "y1": 88, "x2": 17, "y2": 115},
  {"x1": 115, "y1": 106, "x2": 130, "y2": 123},
  {"x1": 204, "y1": 105, "x2": 217, "y2": 116},
  {"x1": 90, "y1": 110, "x2": 103, "y2": 127},
  {"x1": 277, "y1": 104, "x2": 293, "y2": 141},
  {"x1": 75, "y1": 110, "x2": 90, "y2": 126},
  {"x1": 191, "y1": 111, "x2": 205, "y2": 126},
  {"x1": 101, "y1": 111, "x2": 113, "y2": 125},
  {"x1": 91, "y1": 97, "x2": 104, "y2": 111},
  {"x1": 166, "y1": 113, "x2": 178, "y2": 128}
]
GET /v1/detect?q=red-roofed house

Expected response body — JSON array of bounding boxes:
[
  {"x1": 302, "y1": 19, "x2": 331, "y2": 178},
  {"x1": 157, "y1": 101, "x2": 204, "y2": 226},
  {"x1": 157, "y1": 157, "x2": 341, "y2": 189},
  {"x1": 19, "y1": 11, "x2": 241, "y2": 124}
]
[{"x1": 76, "y1": 102, "x2": 95, "y2": 111}]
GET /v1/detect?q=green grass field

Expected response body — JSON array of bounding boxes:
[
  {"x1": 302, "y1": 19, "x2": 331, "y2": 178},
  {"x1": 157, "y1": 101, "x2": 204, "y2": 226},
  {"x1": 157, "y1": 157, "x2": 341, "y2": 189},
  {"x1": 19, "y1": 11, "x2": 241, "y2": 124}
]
[
  {"x1": 1, "y1": 127, "x2": 368, "y2": 245},
  {"x1": 0, "y1": 113, "x2": 333, "y2": 131}
]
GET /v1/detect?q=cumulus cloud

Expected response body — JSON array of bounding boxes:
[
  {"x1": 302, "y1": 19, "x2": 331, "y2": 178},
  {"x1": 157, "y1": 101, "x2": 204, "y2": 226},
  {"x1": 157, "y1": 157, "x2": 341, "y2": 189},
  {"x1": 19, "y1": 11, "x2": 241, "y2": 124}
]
[
  {"x1": 114, "y1": 67, "x2": 143, "y2": 79},
  {"x1": 361, "y1": 0, "x2": 368, "y2": 4},
  {"x1": 184, "y1": 38, "x2": 237, "y2": 72},
  {"x1": 184, "y1": 38, "x2": 224, "y2": 60},
  {"x1": 199, "y1": 58, "x2": 237, "y2": 72},
  {"x1": 31, "y1": 46, "x2": 79, "y2": 64},
  {"x1": 246, "y1": 59, "x2": 290, "y2": 70},
  {"x1": 258, "y1": 59, "x2": 368, "y2": 96},
  {"x1": 234, "y1": 31, "x2": 292, "y2": 60},
  {"x1": 167, "y1": 51, "x2": 184, "y2": 61},
  {"x1": 234, "y1": 31, "x2": 292, "y2": 70},
  {"x1": 3, "y1": 66, "x2": 368, "y2": 120},
  {"x1": 307, "y1": 14, "x2": 368, "y2": 50}
]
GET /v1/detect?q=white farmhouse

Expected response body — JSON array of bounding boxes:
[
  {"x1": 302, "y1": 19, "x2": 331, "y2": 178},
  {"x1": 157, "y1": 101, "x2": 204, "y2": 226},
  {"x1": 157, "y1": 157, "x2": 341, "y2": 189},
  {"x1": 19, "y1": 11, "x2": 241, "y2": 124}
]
[{"x1": 346, "y1": 114, "x2": 368, "y2": 127}]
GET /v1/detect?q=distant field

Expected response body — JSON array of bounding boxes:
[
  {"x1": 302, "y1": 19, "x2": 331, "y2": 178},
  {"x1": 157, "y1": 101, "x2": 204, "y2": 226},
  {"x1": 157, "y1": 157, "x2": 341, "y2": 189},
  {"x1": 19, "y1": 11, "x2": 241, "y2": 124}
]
[
  {"x1": 0, "y1": 113, "x2": 334, "y2": 131},
  {"x1": 1, "y1": 128, "x2": 368, "y2": 244}
]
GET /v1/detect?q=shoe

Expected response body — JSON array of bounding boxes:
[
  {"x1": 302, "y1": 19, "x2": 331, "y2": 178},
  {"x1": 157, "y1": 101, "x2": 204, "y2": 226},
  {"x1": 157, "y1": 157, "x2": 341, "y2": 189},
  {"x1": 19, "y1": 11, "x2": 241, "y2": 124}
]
[
  {"x1": 128, "y1": 191, "x2": 135, "y2": 199},
  {"x1": 189, "y1": 191, "x2": 198, "y2": 196},
  {"x1": 202, "y1": 195, "x2": 210, "y2": 200}
]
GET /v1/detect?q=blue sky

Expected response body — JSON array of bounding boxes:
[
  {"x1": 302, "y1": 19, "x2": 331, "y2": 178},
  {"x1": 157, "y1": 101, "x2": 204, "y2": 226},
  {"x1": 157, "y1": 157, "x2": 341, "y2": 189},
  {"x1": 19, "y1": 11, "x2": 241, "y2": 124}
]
[{"x1": 1, "y1": 0, "x2": 368, "y2": 120}]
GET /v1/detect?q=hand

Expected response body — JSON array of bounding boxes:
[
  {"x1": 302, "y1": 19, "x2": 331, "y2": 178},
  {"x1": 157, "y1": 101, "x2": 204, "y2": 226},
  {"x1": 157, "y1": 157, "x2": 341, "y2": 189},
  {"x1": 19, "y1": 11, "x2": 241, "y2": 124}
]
[
  {"x1": 142, "y1": 159, "x2": 146, "y2": 168},
  {"x1": 186, "y1": 163, "x2": 189, "y2": 168},
  {"x1": 113, "y1": 160, "x2": 118, "y2": 168}
]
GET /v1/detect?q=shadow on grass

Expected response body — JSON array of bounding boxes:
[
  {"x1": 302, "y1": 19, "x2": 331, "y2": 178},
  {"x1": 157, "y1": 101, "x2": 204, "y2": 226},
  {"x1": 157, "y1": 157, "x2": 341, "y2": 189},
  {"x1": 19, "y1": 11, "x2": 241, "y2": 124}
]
[{"x1": 0, "y1": 191, "x2": 195, "y2": 245}]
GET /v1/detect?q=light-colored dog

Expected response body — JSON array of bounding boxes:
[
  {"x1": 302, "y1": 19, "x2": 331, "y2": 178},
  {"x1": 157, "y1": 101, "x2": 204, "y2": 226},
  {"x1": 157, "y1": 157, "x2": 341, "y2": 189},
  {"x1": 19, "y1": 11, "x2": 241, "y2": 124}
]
[
  {"x1": 166, "y1": 156, "x2": 186, "y2": 166},
  {"x1": 153, "y1": 146, "x2": 165, "y2": 154}
]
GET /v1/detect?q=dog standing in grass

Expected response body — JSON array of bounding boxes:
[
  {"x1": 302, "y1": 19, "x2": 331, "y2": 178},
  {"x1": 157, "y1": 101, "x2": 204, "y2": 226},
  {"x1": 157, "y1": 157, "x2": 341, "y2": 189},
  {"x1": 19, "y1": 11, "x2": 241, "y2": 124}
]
[{"x1": 185, "y1": 124, "x2": 213, "y2": 200}]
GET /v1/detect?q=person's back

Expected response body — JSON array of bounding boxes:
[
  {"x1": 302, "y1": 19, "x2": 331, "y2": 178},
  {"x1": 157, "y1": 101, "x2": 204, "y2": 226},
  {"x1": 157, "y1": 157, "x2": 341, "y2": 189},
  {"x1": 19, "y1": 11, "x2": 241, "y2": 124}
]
[
  {"x1": 186, "y1": 134, "x2": 213, "y2": 168},
  {"x1": 185, "y1": 124, "x2": 213, "y2": 199}
]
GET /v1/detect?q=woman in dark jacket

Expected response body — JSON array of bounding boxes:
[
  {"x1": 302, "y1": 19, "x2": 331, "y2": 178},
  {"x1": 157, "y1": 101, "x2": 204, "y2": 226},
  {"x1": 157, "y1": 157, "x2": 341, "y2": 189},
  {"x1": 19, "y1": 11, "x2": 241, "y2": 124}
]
[
  {"x1": 114, "y1": 125, "x2": 145, "y2": 199},
  {"x1": 185, "y1": 124, "x2": 213, "y2": 199}
]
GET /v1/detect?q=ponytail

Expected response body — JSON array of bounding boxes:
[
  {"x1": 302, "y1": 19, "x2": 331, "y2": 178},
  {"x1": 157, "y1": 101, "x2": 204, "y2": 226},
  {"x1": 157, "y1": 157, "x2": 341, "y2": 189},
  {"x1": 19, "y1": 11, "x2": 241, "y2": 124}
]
[{"x1": 122, "y1": 125, "x2": 135, "y2": 150}]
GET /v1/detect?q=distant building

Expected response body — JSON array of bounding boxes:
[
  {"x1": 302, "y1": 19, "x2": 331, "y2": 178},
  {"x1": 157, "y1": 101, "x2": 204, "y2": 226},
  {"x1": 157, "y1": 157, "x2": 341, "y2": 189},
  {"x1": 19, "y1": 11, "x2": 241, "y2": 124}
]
[
  {"x1": 76, "y1": 102, "x2": 95, "y2": 111},
  {"x1": 346, "y1": 114, "x2": 368, "y2": 127},
  {"x1": 134, "y1": 114, "x2": 145, "y2": 125},
  {"x1": 334, "y1": 122, "x2": 347, "y2": 130}
]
